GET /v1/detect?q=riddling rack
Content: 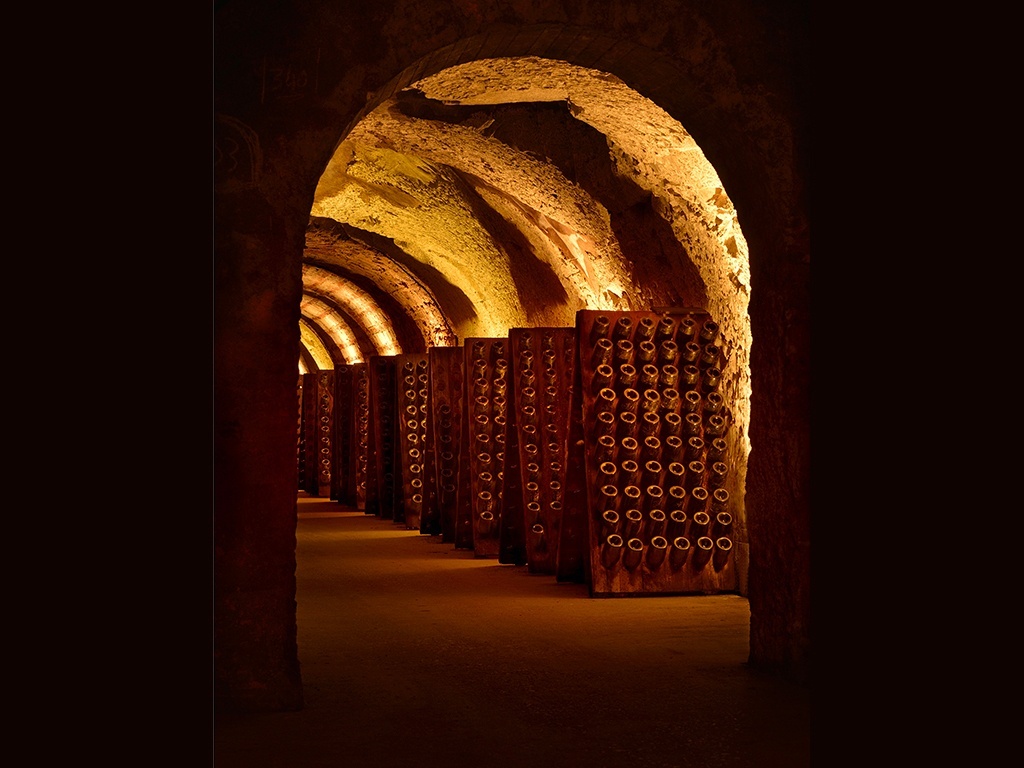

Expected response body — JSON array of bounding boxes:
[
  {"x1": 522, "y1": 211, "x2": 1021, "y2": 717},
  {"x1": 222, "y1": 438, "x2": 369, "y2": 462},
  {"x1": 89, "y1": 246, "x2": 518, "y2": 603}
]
[
  {"x1": 506, "y1": 327, "x2": 578, "y2": 575},
  {"x1": 331, "y1": 364, "x2": 358, "y2": 507},
  {"x1": 299, "y1": 371, "x2": 334, "y2": 497},
  {"x1": 396, "y1": 354, "x2": 430, "y2": 531},
  {"x1": 427, "y1": 346, "x2": 464, "y2": 541},
  {"x1": 354, "y1": 364, "x2": 370, "y2": 510},
  {"x1": 367, "y1": 356, "x2": 399, "y2": 520},
  {"x1": 576, "y1": 310, "x2": 737, "y2": 596},
  {"x1": 463, "y1": 338, "x2": 509, "y2": 557}
]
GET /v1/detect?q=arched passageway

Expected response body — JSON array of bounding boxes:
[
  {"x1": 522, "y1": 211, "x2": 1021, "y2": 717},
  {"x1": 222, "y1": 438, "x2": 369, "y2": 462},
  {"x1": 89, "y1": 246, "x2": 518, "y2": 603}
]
[{"x1": 214, "y1": 2, "x2": 809, "y2": 715}]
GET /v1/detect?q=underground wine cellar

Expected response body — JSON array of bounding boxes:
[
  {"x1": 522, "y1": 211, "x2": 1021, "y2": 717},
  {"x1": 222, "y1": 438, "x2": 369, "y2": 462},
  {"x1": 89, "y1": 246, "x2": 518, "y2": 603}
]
[{"x1": 214, "y1": 8, "x2": 810, "y2": 759}]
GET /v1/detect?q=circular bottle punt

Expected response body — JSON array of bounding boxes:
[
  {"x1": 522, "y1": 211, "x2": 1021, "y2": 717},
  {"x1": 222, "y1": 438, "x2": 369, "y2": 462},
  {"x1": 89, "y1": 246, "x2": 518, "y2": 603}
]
[
  {"x1": 592, "y1": 363, "x2": 614, "y2": 392},
  {"x1": 669, "y1": 536, "x2": 691, "y2": 569},
  {"x1": 698, "y1": 320, "x2": 720, "y2": 344},
  {"x1": 705, "y1": 414, "x2": 726, "y2": 437},
  {"x1": 667, "y1": 508, "x2": 687, "y2": 537},
  {"x1": 685, "y1": 436, "x2": 705, "y2": 463},
  {"x1": 613, "y1": 316, "x2": 634, "y2": 341},
  {"x1": 699, "y1": 344, "x2": 721, "y2": 369},
  {"x1": 601, "y1": 509, "x2": 621, "y2": 538},
  {"x1": 639, "y1": 363, "x2": 659, "y2": 388},
  {"x1": 712, "y1": 537, "x2": 733, "y2": 571},
  {"x1": 681, "y1": 412, "x2": 702, "y2": 438},
  {"x1": 680, "y1": 389, "x2": 701, "y2": 414},
  {"x1": 680, "y1": 365, "x2": 700, "y2": 390},
  {"x1": 614, "y1": 340, "x2": 634, "y2": 365},
  {"x1": 640, "y1": 411, "x2": 661, "y2": 438},
  {"x1": 687, "y1": 486, "x2": 709, "y2": 516},
  {"x1": 641, "y1": 435, "x2": 661, "y2": 462},
  {"x1": 702, "y1": 367, "x2": 722, "y2": 392},
  {"x1": 617, "y1": 410, "x2": 638, "y2": 439},
  {"x1": 641, "y1": 389, "x2": 661, "y2": 413},
  {"x1": 707, "y1": 437, "x2": 728, "y2": 463},
  {"x1": 656, "y1": 316, "x2": 676, "y2": 341},
  {"x1": 601, "y1": 533, "x2": 624, "y2": 568},
  {"x1": 712, "y1": 509, "x2": 733, "y2": 537},
  {"x1": 636, "y1": 316, "x2": 657, "y2": 341},
  {"x1": 683, "y1": 461, "x2": 706, "y2": 492},
  {"x1": 619, "y1": 436, "x2": 640, "y2": 461},
  {"x1": 620, "y1": 388, "x2": 641, "y2": 415},
  {"x1": 597, "y1": 411, "x2": 616, "y2": 436},
  {"x1": 636, "y1": 341, "x2": 657, "y2": 364},
  {"x1": 708, "y1": 461, "x2": 729, "y2": 489},
  {"x1": 703, "y1": 391, "x2": 724, "y2": 416},
  {"x1": 622, "y1": 538, "x2": 645, "y2": 570},
  {"x1": 646, "y1": 535, "x2": 669, "y2": 569},
  {"x1": 658, "y1": 340, "x2": 678, "y2": 365},
  {"x1": 676, "y1": 341, "x2": 698, "y2": 364},
  {"x1": 618, "y1": 364, "x2": 638, "y2": 390},
  {"x1": 676, "y1": 316, "x2": 697, "y2": 344},
  {"x1": 623, "y1": 508, "x2": 643, "y2": 538},
  {"x1": 642, "y1": 460, "x2": 663, "y2": 488},
  {"x1": 693, "y1": 536, "x2": 715, "y2": 572},
  {"x1": 589, "y1": 315, "x2": 611, "y2": 346},
  {"x1": 710, "y1": 487, "x2": 730, "y2": 513},
  {"x1": 646, "y1": 509, "x2": 667, "y2": 538},
  {"x1": 662, "y1": 414, "x2": 683, "y2": 439},
  {"x1": 660, "y1": 364, "x2": 679, "y2": 389}
]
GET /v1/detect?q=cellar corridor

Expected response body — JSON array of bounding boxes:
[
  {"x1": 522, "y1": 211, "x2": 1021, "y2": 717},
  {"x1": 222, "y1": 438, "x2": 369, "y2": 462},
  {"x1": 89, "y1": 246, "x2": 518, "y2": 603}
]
[{"x1": 212, "y1": 491, "x2": 810, "y2": 768}]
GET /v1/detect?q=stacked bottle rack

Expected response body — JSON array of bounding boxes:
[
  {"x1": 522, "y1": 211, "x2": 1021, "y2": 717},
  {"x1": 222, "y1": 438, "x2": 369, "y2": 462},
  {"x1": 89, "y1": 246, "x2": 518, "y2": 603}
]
[
  {"x1": 576, "y1": 310, "x2": 737, "y2": 596},
  {"x1": 331, "y1": 364, "x2": 358, "y2": 507},
  {"x1": 505, "y1": 327, "x2": 578, "y2": 575},
  {"x1": 354, "y1": 364, "x2": 370, "y2": 510},
  {"x1": 367, "y1": 356, "x2": 398, "y2": 519},
  {"x1": 396, "y1": 354, "x2": 430, "y2": 530},
  {"x1": 427, "y1": 345, "x2": 464, "y2": 541},
  {"x1": 463, "y1": 338, "x2": 509, "y2": 557}
]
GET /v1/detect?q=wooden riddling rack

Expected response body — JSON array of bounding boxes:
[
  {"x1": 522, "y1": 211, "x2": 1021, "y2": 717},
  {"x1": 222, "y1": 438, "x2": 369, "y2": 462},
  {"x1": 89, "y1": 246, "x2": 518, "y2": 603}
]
[
  {"x1": 367, "y1": 356, "x2": 399, "y2": 519},
  {"x1": 299, "y1": 370, "x2": 334, "y2": 497},
  {"x1": 503, "y1": 327, "x2": 579, "y2": 575},
  {"x1": 353, "y1": 364, "x2": 370, "y2": 509},
  {"x1": 331, "y1": 364, "x2": 359, "y2": 507},
  {"x1": 427, "y1": 346, "x2": 464, "y2": 542},
  {"x1": 576, "y1": 309, "x2": 737, "y2": 596},
  {"x1": 395, "y1": 354, "x2": 431, "y2": 531},
  {"x1": 463, "y1": 338, "x2": 509, "y2": 557},
  {"x1": 311, "y1": 309, "x2": 739, "y2": 599}
]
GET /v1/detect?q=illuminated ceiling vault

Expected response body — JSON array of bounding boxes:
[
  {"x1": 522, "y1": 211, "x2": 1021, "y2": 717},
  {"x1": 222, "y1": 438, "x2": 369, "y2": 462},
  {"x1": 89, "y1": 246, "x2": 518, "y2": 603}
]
[{"x1": 302, "y1": 55, "x2": 751, "y2": 441}]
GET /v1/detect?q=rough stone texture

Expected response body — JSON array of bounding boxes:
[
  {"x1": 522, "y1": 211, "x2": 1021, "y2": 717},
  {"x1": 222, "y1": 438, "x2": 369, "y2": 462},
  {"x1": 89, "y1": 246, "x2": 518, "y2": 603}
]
[{"x1": 214, "y1": 0, "x2": 810, "y2": 711}]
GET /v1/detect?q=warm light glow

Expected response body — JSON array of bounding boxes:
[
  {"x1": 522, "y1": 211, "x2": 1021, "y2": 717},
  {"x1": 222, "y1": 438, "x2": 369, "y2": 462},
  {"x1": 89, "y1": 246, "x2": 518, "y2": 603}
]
[
  {"x1": 303, "y1": 265, "x2": 402, "y2": 356},
  {"x1": 298, "y1": 317, "x2": 336, "y2": 370},
  {"x1": 304, "y1": 246, "x2": 457, "y2": 348},
  {"x1": 300, "y1": 297, "x2": 364, "y2": 363},
  {"x1": 313, "y1": 144, "x2": 526, "y2": 339}
]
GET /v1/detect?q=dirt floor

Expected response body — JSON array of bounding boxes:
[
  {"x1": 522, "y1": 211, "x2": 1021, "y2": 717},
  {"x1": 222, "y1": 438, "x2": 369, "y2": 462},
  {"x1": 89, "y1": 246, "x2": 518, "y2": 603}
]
[{"x1": 213, "y1": 493, "x2": 810, "y2": 767}]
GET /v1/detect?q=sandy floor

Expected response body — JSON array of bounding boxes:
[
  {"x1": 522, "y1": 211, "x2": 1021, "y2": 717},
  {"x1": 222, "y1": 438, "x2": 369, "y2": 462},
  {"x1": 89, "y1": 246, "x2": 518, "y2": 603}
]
[{"x1": 214, "y1": 493, "x2": 810, "y2": 767}]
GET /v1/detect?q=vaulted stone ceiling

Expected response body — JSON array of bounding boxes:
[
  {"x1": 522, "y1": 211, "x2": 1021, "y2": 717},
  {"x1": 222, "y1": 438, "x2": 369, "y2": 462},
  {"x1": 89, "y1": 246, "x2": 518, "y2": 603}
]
[{"x1": 301, "y1": 57, "x2": 750, "y2": 434}]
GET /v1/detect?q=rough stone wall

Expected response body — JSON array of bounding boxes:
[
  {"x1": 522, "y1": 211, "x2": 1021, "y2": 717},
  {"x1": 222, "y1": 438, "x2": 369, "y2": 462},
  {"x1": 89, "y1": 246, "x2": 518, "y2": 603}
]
[{"x1": 214, "y1": 0, "x2": 810, "y2": 710}]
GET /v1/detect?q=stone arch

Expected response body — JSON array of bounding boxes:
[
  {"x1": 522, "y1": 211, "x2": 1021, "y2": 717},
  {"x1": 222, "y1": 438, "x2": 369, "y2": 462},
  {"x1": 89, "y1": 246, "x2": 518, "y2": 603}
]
[{"x1": 214, "y1": 3, "x2": 809, "y2": 712}]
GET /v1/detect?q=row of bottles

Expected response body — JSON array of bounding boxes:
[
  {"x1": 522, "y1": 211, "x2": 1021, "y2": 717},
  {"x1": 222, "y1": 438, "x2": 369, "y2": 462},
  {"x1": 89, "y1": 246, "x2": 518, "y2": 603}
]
[
  {"x1": 298, "y1": 309, "x2": 737, "y2": 596},
  {"x1": 577, "y1": 309, "x2": 737, "y2": 595}
]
